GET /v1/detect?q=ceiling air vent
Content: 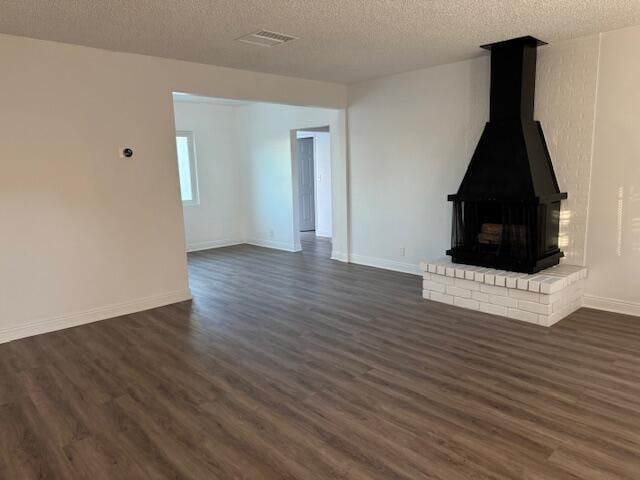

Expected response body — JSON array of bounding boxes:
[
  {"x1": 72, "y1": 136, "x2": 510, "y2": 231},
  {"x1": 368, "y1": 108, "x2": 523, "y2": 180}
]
[{"x1": 237, "y1": 30, "x2": 298, "y2": 48}]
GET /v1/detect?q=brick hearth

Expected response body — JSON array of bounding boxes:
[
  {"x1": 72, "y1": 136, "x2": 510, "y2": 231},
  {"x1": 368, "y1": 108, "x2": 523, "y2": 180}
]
[{"x1": 420, "y1": 259, "x2": 587, "y2": 327}]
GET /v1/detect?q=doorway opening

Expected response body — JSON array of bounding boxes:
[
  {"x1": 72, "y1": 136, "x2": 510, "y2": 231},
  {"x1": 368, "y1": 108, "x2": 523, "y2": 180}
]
[
  {"x1": 294, "y1": 127, "x2": 332, "y2": 257},
  {"x1": 170, "y1": 92, "x2": 345, "y2": 263}
]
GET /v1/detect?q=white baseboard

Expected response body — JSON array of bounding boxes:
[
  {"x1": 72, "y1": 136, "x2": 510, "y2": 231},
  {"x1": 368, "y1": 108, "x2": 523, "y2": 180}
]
[
  {"x1": 246, "y1": 238, "x2": 301, "y2": 252},
  {"x1": 0, "y1": 288, "x2": 192, "y2": 345},
  {"x1": 331, "y1": 250, "x2": 349, "y2": 262},
  {"x1": 186, "y1": 238, "x2": 243, "y2": 252},
  {"x1": 189, "y1": 238, "x2": 304, "y2": 254},
  {"x1": 315, "y1": 231, "x2": 332, "y2": 238},
  {"x1": 349, "y1": 253, "x2": 422, "y2": 276},
  {"x1": 583, "y1": 294, "x2": 640, "y2": 317}
]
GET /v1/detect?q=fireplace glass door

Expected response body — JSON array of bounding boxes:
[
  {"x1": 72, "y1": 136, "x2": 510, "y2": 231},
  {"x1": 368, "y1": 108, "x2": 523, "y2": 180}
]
[{"x1": 451, "y1": 201, "x2": 536, "y2": 266}]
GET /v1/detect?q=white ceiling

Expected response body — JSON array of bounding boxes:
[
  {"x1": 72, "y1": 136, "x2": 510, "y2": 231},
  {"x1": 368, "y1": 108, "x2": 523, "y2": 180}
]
[{"x1": 2, "y1": 0, "x2": 640, "y2": 84}]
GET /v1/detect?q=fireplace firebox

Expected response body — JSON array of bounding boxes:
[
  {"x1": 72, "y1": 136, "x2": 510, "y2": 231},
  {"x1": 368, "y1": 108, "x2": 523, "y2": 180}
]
[{"x1": 447, "y1": 36, "x2": 567, "y2": 274}]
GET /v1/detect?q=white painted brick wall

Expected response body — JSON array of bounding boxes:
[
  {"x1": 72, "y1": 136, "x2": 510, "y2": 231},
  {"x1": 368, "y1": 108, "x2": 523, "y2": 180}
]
[
  {"x1": 518, "y1": 300, "x2": 553, "y2": 315},
  {"x1": 494, "y1": 272, "x2": 507, "y2": 287},
  {"x1": 517, "y1": 277, "x2": 530, "y2": 290},
  {"x1": 472, "y1": 291, "x2": 489, "y2": 303},
  {"x1": 481, "y1": 284, "x2": 509, "y2": 296},
  {"x1": 505, "y1": 272, "x2": 526, "y2": 288},
  {"x1": 509, "y1": 289, "x2": 540, "y2": 302},
  {"x1": 446, "y1": 286, "x2": 472, "y2": 299},
  {"x1": 423, "y1": 280, "x2": 446, "y2": 293},
  {"x1": 536, "y1": 36, "x2": 600, "y2": 265},
  {"x1": 479, "y1": 302, "x2": 508, "y2": 317},
  {"x1": 430, "y1": 291, "x2": 454, "y2": 305},
  {"x1": 432, "y1": 275, "x2": 455, "y2": 286},
  {"x1": 454, "y1": 278, "x2": 481, "y2": 291},
  {"x1": 489, "y1": 294, "x2": 517, "y2": 308},
  {"x1": 421, "y1": 259, "x2": 587, "y2": 327},
  {"x1": 540, "y1": 290, "x2": 565, "y2": 305},
  {"x1": 454, "y1": 297, "x2": 479, "y2": 310}
]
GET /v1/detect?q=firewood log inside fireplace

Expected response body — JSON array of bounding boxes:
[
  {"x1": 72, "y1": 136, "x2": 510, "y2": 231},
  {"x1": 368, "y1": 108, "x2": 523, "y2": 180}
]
[
  {"x1": 477, "y1": 223, "x2": 527, "y2": 246},
  {"x1": 478, "y1": 223, "x2": 503, "y2": 245}
]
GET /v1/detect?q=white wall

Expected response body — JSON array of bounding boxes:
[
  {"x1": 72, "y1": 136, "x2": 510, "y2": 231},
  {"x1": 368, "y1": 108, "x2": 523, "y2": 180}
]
[
  {"x1": 173, "y1": 101, "x2": 245, "y2": 250},
  {"x1": 584, "y1": 26, "x2": 640, "y2": 315},
  {"x1": 297, "y1": 131, "x2": 333, "y2": 237},
  {"x1": 347, "y1": 57, "x2": 489, "y2": 274},
  {"x1": 0, "y1": 33, "x2": 346, "y2": 343},
  {"x1": 240, "y1": 103, "x2": 345, "y2": 254}
]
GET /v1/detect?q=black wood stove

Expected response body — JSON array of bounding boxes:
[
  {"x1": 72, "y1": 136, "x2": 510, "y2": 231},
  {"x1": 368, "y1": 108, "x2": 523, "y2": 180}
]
[{"x1": 447, "y1": 36, "x2": 567, "y2": 274}]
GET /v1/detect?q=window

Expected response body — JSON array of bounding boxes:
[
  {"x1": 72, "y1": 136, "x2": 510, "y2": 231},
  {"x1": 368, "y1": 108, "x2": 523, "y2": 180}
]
[{"x1": 175, "y1": 131, "x2": 199, "y2": 205}]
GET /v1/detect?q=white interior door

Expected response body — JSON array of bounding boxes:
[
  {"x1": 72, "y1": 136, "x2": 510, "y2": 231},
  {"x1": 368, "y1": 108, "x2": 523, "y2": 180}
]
[{"x1": 297, "y1": 137, "x2": 316, "y2": 232}]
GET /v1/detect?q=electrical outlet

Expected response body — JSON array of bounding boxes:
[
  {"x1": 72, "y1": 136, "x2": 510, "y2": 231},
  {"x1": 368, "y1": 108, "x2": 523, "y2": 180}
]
[
  {"x1": 269, "y1": 229, "x2": 274, "y2": 239},
  {"x1": 400, "y1": 247, "x2": 406, "y2": 257}
]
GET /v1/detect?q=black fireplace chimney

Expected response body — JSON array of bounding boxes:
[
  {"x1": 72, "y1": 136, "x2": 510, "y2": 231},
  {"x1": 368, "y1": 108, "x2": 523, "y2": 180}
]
[{"x1": 447, "y1": 36, "x2": 567, "y2": 273}]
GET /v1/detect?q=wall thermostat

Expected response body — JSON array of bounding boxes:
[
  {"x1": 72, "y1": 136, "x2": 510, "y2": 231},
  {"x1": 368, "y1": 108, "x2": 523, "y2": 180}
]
[{"x1": 120, "y1": 147, "x2": 134, "y2": 158}]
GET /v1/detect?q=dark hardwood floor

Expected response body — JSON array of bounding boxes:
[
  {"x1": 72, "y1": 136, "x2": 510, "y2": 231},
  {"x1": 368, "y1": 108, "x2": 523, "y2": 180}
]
[{"x1": 2, "y1": 233, "x2": 640, "y2": 479}]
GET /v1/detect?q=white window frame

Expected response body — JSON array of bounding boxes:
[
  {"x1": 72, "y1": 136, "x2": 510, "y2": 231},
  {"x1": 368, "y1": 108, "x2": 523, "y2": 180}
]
[{"x1": 175, "y1": 131, "x2": 200, "y2": 206}]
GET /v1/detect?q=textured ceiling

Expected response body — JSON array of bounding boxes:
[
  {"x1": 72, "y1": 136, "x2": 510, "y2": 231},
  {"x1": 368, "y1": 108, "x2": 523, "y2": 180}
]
[{"x1": 2, "y1": 0, "x2": 640, "y2": 84}]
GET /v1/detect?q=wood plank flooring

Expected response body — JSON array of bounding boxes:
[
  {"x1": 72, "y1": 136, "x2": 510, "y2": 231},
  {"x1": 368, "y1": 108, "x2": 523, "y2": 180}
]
[{"x1": 1, "y1": 233, "x2": 640, "y2": 479}]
